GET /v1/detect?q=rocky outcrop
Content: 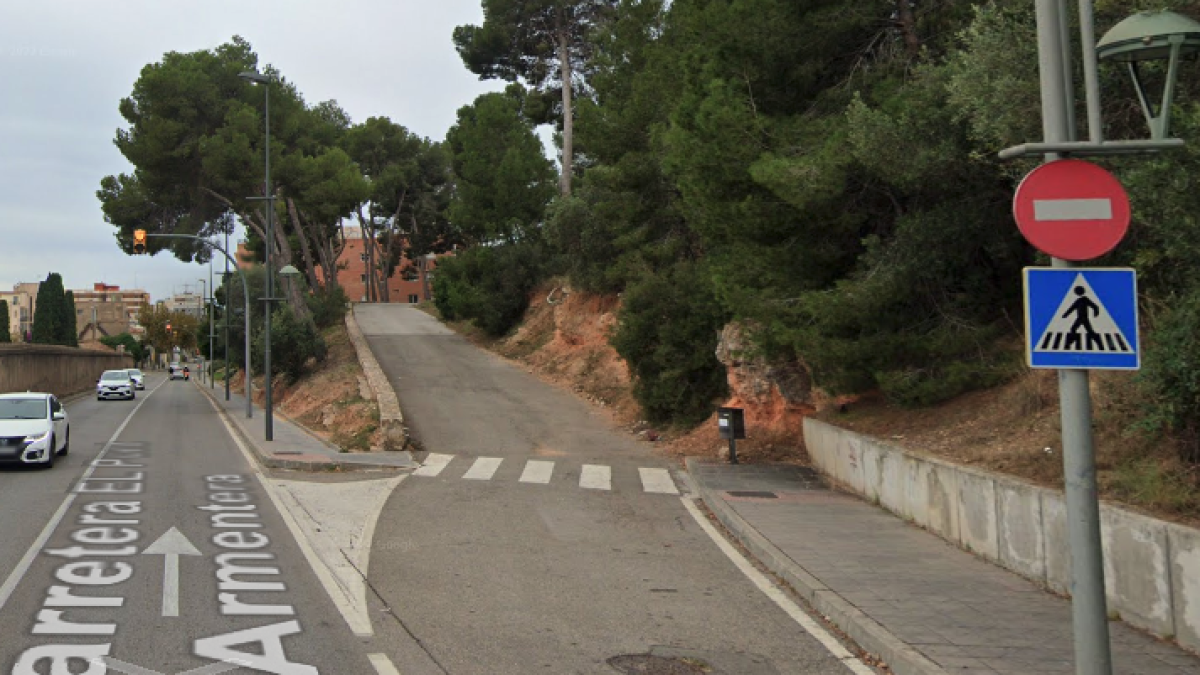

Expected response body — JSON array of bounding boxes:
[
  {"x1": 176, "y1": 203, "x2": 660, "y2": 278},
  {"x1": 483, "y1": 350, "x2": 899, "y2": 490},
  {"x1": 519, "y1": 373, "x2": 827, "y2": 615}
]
[{"x1": 715, "y1": 322, "x2": 813, "y2": 409}]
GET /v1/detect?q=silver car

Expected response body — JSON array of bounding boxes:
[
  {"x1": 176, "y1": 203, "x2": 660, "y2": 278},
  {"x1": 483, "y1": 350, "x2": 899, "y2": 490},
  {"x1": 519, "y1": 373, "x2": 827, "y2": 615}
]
[
  {"x1": 126, "y1": 368, "x2": 145, "y2": 390},
  {"x1": 0, "y1": 393, "x2": 69, "y2": 468},
  {"x1": 97, "y1": 369, "x2": 136, "y2": 400}
]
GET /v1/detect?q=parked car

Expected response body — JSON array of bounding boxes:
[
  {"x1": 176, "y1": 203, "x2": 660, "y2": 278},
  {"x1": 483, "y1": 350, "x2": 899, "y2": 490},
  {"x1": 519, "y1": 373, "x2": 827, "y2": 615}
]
[
  {"x1": 97, "y1": 369, "x2": 136, "y2": 400},
  {"x1": 0, "y1": 392, "x2": 69, "y2": 468},
  {"x1": 126, "y1": 368, "x2": 145, "y2": 390}
]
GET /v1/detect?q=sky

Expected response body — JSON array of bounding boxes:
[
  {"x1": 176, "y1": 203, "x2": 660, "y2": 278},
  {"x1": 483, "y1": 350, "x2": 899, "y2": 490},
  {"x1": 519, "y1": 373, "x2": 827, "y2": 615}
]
[{"x1": 0, "y1": 0, "x2": 508, "y2": 303}]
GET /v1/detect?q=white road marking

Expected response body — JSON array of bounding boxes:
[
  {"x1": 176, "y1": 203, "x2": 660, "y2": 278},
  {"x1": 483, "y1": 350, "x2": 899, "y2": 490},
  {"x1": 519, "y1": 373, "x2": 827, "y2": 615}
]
[
  {"x1": 579, "y1": 464, "x2": 611, "y2": 490},
  {"x1": 208, "y1": 398, "x2": 375, "y2": 637},
  {"x1": 639, "y1": 468, "x2": 680, "y2": 495},
  {"x1": 413, "y1": 453, "x2": 454, "y2": 477},
  {"x1": 519, "y1": 460, "x2": 554, "y2": 484},
  {"x1": 0, "y1": 378, "x2": 165, "y2": 613},
  {"x1": 462, "y1": 457, "x2": 503, "y2": 480},
  {"x1": 1033, "y1": 198, "x2": 1112, "y2": 221},
  {"x1": 142, "y1": 527, "x2": 202, "y2": 617},
  {"x1": 368, "y1": 653, "x2": 402, "y2": 675},
  {"x1": 681, "y1": 498, "x2": 875, "y2": 675}
]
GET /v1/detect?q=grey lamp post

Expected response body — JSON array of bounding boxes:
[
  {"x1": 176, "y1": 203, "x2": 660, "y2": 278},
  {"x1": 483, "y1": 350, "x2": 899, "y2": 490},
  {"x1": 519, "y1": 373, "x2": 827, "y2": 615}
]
[
  {"x1": 197, "y1": 278, "x2": 207, "y2": 381},
  {"x1": 240, "y1": 68, "x2": 277, "y2": 441},
  {"x1": 224, "y1": 229, "x2": 231, "y2": 401},
  {"x1": 1098, "y1": 10, "x2": 1200, "y2": 141}
]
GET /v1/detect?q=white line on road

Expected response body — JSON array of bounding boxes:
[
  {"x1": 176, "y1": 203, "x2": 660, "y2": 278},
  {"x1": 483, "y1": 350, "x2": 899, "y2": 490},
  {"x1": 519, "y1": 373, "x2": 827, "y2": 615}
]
[
  {"x1": 0, "y1": 379, "x2": 165, "y2": 613},
  {"x1": 462, "y1": 457, "x2": 503, "y2": 480},
  {"x1": 368, "y1": 653, "x2": 403, "y2": 675},
  {"x1": 413, "y1": 453, "x2": 454, "y2": 477},
  {"x1": 208, "y1": 397, "x2": 376, "y2": 637},
  {"x1": 639, "y1": 468, "x2": 680, "y2": 495},
  {"x1": 142, "y1": 526, "x2": 202, "y2": 617},
  {"x1": 681, "y1": 497, "x2": 875, "y2": 675},
  {"x1": 579, "y1": 464, "x2": 611, "y2": 490},
  {"x1": 1033, "y1": 198, "x2": 1112, "y2": 221},
  {"x1": 519, "y1": 460, "x2": 554, "y2": 484}
]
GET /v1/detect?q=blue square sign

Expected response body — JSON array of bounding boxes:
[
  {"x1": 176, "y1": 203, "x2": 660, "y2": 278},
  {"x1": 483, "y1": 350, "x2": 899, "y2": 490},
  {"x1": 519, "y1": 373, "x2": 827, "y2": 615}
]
[{"x1": 1024, "y1": 268, "x2": 1139, "y2": 370}]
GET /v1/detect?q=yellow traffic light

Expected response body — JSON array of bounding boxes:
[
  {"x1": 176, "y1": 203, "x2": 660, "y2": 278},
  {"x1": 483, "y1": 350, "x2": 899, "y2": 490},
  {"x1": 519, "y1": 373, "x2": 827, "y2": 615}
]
[{"x1": 133, "y1": 229, "x2": 147, "y2": 254}]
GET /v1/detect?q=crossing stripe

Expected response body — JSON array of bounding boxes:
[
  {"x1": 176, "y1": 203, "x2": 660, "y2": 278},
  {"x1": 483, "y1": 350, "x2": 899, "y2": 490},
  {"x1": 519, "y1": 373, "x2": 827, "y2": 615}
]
[
  {"x1": 462, "y1": 457, "x2": 503, "y2": 480},
  {"x1": 639, "y1": 468, "x2": 679, "y2": 495},
  {"x1": 580, "y1": 464, "x2": 611, "y2": 490},
  {"x1": 413, "y1": 453, "x2": 454, "y2": 477},
  {"x1": 519, "y1": 460, "x2": 554, "y2": 484}
]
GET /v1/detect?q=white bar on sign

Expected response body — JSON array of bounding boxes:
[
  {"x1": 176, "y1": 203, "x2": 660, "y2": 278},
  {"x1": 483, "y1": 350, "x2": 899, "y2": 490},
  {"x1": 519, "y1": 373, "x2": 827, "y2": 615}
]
[
  {"x1": 580, "y1": 464, "x2": 612, "y2": 490},
  {"x1": 639, "y1": 468, "x2": 679, "y2": 495},
  {"x1": 462, "y1": 457, "x2": 503, "y2": 480},
  {"x1": 1033, "y1": 198, "x2": 1112, "y2": 221},
  {"x1": 519, "y1": 460, "x2": 554, "y2": 484},
  {"x1": 413, "y1": 453, "x2": 454, "y2": 477}
]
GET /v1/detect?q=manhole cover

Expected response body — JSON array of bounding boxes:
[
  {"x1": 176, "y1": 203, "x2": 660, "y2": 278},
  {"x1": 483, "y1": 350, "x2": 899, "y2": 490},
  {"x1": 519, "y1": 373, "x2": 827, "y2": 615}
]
[
  {"x1": 608, "y1": 655, "x2": 712, "y2": 674},
  {"x1": 727, "y1": 490, "x2": 777, "y2": 498}
]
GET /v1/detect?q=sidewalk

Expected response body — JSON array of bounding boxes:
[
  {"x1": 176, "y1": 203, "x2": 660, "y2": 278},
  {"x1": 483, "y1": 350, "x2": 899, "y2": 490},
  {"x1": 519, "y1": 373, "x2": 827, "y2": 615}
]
[
  {"x1": 685, "y1": 458, "x2": 1200, "y2": 675},
  {"x1": 194, "y1": 379, "x2": 417, "y2": 472}
]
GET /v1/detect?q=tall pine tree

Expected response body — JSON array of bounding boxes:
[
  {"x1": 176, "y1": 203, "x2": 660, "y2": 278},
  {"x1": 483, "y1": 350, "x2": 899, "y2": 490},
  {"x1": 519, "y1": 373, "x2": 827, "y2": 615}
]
[
  {"x1": 31, "y1": 273, "x2": 73, "y2": 346},
  {"x1": 63, "y1": 290, "x2": 79, "y2": 347}
]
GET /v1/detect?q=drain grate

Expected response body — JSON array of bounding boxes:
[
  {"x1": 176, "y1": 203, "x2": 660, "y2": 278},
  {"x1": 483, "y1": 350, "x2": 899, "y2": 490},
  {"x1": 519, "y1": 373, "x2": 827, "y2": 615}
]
[
  {"x1": 726, "y1": 490, "x2": 777, "y2": 499},
  {"x1": 607, "y1": 655, "x2": 712, "y2": 674}
]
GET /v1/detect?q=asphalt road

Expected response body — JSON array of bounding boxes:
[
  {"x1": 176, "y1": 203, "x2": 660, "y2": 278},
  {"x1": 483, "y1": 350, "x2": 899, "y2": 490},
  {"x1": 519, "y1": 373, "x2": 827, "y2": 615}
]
[
  {"x1": 357, "y1": 305, "x2": 871, "y2": 675},
  {"x1": 0, "y1": 373, "x2": 376, "y2": 674}
]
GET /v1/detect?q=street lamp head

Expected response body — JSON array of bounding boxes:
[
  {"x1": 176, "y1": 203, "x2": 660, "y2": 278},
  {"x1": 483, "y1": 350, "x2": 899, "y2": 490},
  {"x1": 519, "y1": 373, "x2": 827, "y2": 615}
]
[
  {"x1": 278, "y1": 265, "x2": 301, "y2": 278},
  {"x1": 1098, "y1": 10, "x2": 1200, "y2": 140},
  {"x1": 238, "y1": 70, "x2": 271, "y2": 85},
  {"x1": 1097, "y1": 10, "x2": 1200, "y2": 62}
]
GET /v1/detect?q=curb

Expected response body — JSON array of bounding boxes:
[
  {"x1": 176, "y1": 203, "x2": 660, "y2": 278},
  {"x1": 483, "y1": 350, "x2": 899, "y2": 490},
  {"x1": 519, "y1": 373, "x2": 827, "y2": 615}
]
[
  {"x1": 345, "y1": 310, "x2": 409, "y2": 451},
  {"x1": 683, "y1": 457, "x2": 947, "y2": 675},
  {"x1": 194, "y1": 379, "x2": 412, "y2": 473}
]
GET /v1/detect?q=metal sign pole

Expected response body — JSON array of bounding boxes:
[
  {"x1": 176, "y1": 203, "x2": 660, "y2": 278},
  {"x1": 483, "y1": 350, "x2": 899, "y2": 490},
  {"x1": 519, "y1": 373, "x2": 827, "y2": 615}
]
[{"x1": 1035, "y1": 1, "x2": 1113, "y2": 672}]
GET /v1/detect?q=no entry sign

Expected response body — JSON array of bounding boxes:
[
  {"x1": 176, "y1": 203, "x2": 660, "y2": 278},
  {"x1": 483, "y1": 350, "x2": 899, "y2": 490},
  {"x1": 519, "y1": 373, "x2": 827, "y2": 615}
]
[{"x1": 1013, "y1": 159, "x2": 1131, "y2": 261}]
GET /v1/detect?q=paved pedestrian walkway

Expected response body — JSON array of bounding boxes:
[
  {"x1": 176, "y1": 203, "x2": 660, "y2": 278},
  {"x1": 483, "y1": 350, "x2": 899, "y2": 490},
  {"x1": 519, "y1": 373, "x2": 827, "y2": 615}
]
[
  {"x1": 685, "y1": 459, "x2": 1200, "y2": 675},
  {"x1": 195, "y1": 379, "x2": 416, "y2": 471}
]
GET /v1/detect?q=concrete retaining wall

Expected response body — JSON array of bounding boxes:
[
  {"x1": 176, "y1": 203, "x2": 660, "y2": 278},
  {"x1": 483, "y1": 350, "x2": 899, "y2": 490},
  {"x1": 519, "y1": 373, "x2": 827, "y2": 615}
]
[
  {"x1": 0, "y1": 344, "x2": 133, "y2": 398},
  {"x1": 344, "y1": 312, "x2": 408, "y2": 451},
  {"x1": 804, "y1": 417, "x2": 1200, "y2": 654}
]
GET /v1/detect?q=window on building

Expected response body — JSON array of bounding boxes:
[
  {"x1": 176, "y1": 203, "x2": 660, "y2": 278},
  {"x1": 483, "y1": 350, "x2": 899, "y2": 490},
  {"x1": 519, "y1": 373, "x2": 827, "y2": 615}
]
[
  {"x1": 402, "y1": 269, "x2": 419, "y2": 282},
  {"x1": 360, "y1": 253, "x2": 367, "y2": 262},
  {"x1": 408, "y1": 294, "x2": 419, "y2": 304},
  {"x1": 360, "y1": 274, "x2": 366, "y2": 282}
]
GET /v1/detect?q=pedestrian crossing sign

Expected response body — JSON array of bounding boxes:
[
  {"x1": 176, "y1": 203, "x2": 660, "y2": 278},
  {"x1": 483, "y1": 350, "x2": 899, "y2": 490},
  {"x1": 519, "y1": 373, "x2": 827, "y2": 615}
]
[{"x1": 1024, "y1": 268, "x2": 1139, "y2": 370}]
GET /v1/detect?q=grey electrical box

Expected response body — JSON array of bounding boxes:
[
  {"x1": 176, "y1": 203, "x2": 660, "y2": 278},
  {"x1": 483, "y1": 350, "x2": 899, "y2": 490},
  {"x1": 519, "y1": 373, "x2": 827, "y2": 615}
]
[{"x1": 717, "y1": 407, "x2": 745, "y2": 440}]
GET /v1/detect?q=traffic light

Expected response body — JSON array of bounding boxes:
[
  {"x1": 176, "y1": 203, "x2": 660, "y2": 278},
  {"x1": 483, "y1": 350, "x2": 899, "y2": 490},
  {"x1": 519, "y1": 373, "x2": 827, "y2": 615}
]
[
  {"x1": 133, "y1": 229, "x2": 147, "y2": 254},
  {"x1": 165, "y1": 322, "x2": 172, "y2": 334}
]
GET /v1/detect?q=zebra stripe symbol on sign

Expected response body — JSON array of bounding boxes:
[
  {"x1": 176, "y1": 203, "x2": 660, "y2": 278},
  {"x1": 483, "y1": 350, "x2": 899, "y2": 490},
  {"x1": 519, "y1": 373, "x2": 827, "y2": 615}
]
[{"x1": 1024, "y1": 268, "x2": 1139, "y2": 370}]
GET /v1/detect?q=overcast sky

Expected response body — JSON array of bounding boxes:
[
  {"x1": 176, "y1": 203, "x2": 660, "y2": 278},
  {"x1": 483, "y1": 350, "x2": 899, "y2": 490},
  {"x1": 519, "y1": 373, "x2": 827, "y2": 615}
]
[{"x1": 0, "y1": 0, "x2": 507, "y2": 302}]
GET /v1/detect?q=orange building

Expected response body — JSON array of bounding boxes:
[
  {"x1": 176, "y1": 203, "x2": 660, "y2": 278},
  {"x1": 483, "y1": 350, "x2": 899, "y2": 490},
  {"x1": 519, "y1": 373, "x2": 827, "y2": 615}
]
[{"x1": 237, "y1": 226, "x2": 441, "y2": 303}]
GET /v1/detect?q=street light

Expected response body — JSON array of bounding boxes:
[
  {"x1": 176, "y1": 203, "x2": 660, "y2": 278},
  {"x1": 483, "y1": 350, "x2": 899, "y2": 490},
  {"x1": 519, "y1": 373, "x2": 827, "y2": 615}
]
[
  {"x1": 199, "y1": 278, "x2": 213, "y2": 386},
  {"x1": 240, "y1": 67, "x2": 277, "y2": 441},
  {"x1": 1098, "y1": 10, "x2": 1200, "y2": 140}
]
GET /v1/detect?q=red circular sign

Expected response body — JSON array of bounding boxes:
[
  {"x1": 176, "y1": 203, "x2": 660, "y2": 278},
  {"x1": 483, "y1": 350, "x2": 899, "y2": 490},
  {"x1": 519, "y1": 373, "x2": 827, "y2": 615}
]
[{"x1": 1013, "y1": 159, "x2": 1131, "y2": 261}]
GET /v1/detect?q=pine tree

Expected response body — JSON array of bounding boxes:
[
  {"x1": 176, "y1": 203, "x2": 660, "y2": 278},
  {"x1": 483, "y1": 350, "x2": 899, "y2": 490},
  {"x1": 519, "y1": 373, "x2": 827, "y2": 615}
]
[
  {"x1": 31, "y1": 273, "x2": 72, "y2": 346},
  {"x1": 0, "y1": 299, "x2": 11, "y2": 343}
]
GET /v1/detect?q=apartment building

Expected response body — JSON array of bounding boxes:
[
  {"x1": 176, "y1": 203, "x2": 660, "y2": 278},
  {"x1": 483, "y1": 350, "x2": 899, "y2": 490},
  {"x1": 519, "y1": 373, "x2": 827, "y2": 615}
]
[{"x1": 72, "y1": 283, "x2": 150, "y2": 345}]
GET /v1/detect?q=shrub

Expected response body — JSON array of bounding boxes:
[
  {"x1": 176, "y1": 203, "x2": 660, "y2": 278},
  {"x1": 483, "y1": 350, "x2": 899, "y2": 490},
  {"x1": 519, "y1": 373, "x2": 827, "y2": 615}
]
[
  {"x1": 610, "y1": 261, "x2": 730, "y2": 427},
  {"x1": 253, "y1": 307, "x2": 327, "y2": 383},
  {"x1": 432, "y1": 242, "x2": 547, "y2": 337},
  {"x1": 308, "y1": 285, "x2": 350, "y2": 330},
  {"x1": 1139, "y1": 287, "x2": 1200, "y2": 464}
]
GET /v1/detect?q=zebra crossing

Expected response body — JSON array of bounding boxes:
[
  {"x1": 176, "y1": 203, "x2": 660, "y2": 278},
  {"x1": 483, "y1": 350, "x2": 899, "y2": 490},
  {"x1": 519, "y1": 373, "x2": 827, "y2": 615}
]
[{"x1": 411, "y1": 453, "x2": 680, "y2": 495}]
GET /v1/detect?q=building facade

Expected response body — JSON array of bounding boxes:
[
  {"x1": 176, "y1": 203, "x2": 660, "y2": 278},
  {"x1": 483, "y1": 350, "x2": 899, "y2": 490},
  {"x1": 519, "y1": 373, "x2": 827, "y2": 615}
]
[
  {"x1": 72, "y1": 283, "x2": 150, "y2": 347},
  {"x1": 0, "y1": 283, "x2": 37, "y2": 342}
]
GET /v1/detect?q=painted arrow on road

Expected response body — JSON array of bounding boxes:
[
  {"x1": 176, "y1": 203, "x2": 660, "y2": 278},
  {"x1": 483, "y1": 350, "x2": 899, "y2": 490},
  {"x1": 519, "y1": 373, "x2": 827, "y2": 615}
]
[{"x1": 142, "y1": 527, "x2": 202, "y2": 617}]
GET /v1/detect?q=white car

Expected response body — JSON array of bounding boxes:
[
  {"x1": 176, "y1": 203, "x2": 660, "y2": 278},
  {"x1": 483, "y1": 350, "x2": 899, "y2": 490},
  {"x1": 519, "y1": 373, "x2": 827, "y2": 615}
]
[
  {"x1": 97, "y1": 370, "x2": 136, "y2": 400},
  {"x1": 126, "y1": 368, "x2": 145, "y2": 390},
  {"x1": 0, "y1": 393, "x2": 69, "y2": 468}
]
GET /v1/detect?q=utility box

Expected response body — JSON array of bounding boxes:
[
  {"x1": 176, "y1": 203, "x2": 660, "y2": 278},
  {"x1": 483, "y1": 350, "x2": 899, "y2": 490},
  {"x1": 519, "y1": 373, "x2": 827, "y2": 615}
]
[{"x1": 717, "y1": 407, "x2": 746, "y2": 440}]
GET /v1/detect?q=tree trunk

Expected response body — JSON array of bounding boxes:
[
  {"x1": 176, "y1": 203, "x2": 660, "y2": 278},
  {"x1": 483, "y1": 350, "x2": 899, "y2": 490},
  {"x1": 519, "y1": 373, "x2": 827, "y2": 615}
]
[
  {"x1": 896, "y1": 0, "x2": 921, "y2": 58},
  {"x1": 267, "y1": 197, "x2": 311, "y2": 322},
  {"x1": 356, "y1": 210, "x2": 376, "y2": 302},
  {"x1": 285, "y1": 198, "x2": 321, "y2": 291},
  {"x1": 556, "y1": 8, "x2": 574, "y2": 197}
]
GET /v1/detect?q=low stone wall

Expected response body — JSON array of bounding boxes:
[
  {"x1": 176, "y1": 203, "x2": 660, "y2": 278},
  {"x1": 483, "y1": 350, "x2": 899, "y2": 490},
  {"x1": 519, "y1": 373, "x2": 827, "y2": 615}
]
[
  {"x1": 0, "y1": 344, "x2": 134, "y2": 398},
  {"x1": 804, "y1": 417, "x2": 1200, "y2": 654},
  {"x1": 344, "y1": 312, "x2": 408, "y2": 451}
]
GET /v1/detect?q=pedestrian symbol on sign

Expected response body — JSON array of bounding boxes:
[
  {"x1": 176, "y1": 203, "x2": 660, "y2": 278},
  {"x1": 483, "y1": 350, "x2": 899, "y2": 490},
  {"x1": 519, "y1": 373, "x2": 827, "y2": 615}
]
[{"x1": 1024, "y1": 268, "x2": 1139, "y2": 370}]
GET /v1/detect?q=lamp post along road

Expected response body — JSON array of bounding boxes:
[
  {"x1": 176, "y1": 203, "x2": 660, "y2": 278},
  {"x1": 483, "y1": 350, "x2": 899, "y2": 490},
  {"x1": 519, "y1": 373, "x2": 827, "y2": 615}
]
[
  {"x1": 224, "y1": 229, "x2": 231, "y2": 401},
  {"x1": 241, "y1": 68, "x2": 276, "y2": 442},
  {"x1": 197, "y1": 278, "x2": 206, "y2": 382}
]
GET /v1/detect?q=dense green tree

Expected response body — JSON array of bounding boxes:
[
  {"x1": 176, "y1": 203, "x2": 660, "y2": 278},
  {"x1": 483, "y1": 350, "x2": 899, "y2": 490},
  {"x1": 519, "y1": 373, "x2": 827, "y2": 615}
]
[
  {"x1": 63, "y1": 291, "x2": 79, "y2": 347},
  {"x1": 0, "y1": 299, "x2": 10, "y2": 343},
  {"x1": 100, "y1": 333, "x2": 149, "y2": 364},
  {"x1": 31, "y1": 273, "x2": 72, "y2": 347},
  {"x1": 445, "y1": 87, "x2": 557, "y2": 244},
  {"x1": 454, "y1": 0, "x2": 618, "y2": 195}
]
